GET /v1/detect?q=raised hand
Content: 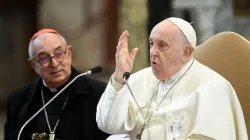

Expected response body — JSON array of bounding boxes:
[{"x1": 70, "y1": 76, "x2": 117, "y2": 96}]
[{"x1": 114, "y1": 30, "x2": 139, "y2": 84}]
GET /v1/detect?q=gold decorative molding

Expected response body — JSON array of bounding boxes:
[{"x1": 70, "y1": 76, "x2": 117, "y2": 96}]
[{"x1": 119, "y1": 0, "x2": 149, "y2": 73}]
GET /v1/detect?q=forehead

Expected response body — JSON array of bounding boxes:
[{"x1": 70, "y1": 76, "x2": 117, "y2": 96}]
[
  {"x1": 32, "y1": 33, "x2": 65, "y2": 54},
  {"x1": 149, "y1": 20, "x2": 180, "y2": 41}
]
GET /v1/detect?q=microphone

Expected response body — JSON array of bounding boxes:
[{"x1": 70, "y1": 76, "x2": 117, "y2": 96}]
[
  {"x1": 87, "y1": 66, "x2": 103, "y2": 74},
  {"x1": 123, "y1": 72, "x2": 151, "y2": 140},
  {"x1": 123, "y1": 72, "x2": 130, "y2": 80},
  {"x1": 122, "y1": 72, "x2": 148, "y2": 126},
  {"x1": 17, "y1": 66, "x2": 103, "y2": 140}
]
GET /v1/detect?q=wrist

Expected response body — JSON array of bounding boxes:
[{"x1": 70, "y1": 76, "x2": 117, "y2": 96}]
[{"x1": 114, "y1": 72, "x2": 125, "y2": 85}]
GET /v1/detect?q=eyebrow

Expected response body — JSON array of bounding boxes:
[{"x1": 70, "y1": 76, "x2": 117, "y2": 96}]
[
  {"x1": 54, "y1": 45, "x2": 64, "y2": 51},
  {"x1": 149, "y1": 38, "x2": 166, "y2": 43},
  {"x1": 158, "y1": 40, "x2": 167, "y2": 44}
]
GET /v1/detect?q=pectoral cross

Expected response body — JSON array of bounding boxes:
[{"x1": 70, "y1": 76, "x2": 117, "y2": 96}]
[
  {"x1": 136, "y1": 124, "x2": 146, "y2": 140},
  {"x1": 49, "y1": 133, "x2": 55, "y2": 140},
  {"x1": 136, "y1": 131, "x2": 142, "y2": 140},
  {"x1": 32, "y1": 132, "x2": 49, "y2": 140}
]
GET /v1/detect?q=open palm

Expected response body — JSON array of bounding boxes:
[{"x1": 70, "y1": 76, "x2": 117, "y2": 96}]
[{"x1": 114, "y1": 31, "x2": 139, "y2": 84}]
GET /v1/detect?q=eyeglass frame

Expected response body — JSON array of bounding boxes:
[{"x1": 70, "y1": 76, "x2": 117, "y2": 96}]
[{"x1": 31, "y1": 47, "x2": 68, "y2": 67}]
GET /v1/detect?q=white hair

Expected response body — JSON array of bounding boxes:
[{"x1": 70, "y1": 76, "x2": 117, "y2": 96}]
[{"x1": 28, "y1": 33, "x2": 68, "y2": 58}]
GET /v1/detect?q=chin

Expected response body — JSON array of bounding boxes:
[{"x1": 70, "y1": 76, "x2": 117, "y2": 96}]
[
  {"x1": 48, "y1": 76, "x2": 65, "y2": 84},
  {"x1": 152, "y1": 69, "x2": 160, "y2": 79},
  {"x1": 53, "y1": 75, "x2": 67, "y2": 82},
  {"x1": 151, "y1": 69, "x2": 166, "y2": 80}
]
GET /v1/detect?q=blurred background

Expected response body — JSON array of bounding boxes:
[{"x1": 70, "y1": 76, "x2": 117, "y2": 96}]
[{"x1": 0, "y1": 0, "x2": 250, "y2": 139}]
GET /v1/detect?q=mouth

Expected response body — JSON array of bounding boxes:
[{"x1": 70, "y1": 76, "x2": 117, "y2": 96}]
[
  {"x1": 151, "y1": 61, "x2": 157, "y2": 65},
  {"x1": 50, "y1": 70, "x2": 63, "y2": 75}
]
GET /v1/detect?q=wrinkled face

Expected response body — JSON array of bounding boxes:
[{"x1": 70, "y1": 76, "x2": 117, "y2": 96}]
[
  {"x1": 28, "y1": 33, "x2": 72, "y2": 88},
  {"x1": 149, "y1": 20, "x2": 190, "y2": 80}
]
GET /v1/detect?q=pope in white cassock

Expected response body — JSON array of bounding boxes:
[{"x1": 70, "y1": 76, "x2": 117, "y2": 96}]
[{"x1": 96, "y1": 17, "x2": 248, "y2": 140}]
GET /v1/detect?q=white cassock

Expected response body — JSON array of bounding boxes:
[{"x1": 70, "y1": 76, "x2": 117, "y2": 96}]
[{"x1": 96, "y1": 59, "x2": 248, "y2": 140}]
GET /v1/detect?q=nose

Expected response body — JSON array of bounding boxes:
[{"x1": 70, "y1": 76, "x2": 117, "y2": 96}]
[
  {"x1": 50, "y1": 57, "x2": 60, "y2": 67},
  {"x1": 150, "y1": 45, "x2": 158, "y2": 60}
]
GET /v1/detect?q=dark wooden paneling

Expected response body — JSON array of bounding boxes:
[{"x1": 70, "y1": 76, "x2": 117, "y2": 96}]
[
  {"x1": 233, "y1": 0, "x2": 250, "y2": 16},
  {"x1": 104, "y1": 0, "x2": 118, "y2": 68}
]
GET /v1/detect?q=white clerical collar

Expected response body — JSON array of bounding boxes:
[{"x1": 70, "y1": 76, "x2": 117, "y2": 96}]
[
  {"x1": 163, "y1": 58, "x2": 194, "y2": 84},
  {"x1": 42, "y1": 80, "x2": 57, "y2": 92}
]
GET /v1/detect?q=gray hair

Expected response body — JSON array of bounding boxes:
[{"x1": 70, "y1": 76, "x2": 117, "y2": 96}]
[{"x1": 28, "y1": 33, "x2": 68, "y2": 58}]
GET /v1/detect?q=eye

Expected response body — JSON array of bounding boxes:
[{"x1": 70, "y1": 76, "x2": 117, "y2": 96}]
[
  {"x1": 38, "y1": 56, "x2": 50, "y2": 62},
  {"x1": 149, "y1": 42, "x2": 153, "y2": 48},
  {"x1": 158, "y1": 42, "x2": 165, "y2": 48},
  {"x1": 55, "y1": 51, "x2": 63, "y2": 56},
  {"x1": 158, "y1": 42, "x2": 170, "y2": 52}
]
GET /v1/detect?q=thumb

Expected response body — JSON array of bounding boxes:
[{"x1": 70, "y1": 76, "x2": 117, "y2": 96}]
[{"x1": 129, "y1": 48, "x2": 139, "y2": 62}]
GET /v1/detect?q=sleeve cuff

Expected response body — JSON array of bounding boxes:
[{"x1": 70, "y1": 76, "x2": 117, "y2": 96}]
[{"x1": 111, "y1": 74, "x2": 124, "y2": 92}]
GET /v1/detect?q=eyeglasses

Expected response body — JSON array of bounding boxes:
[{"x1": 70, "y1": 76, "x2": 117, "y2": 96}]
[{"x1": 33, "y1": 49, "x2": 67, "y2": 67}]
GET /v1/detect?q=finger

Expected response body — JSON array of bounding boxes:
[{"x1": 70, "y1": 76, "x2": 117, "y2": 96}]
[
  {"x1": 118, "y1": 31, "x2": 124, "y2": 43},
  {"x1": 117, "y1": 31, "x2": 129, "y2": 59},
  {"x1": 118, "y1": 32, "x2": 129, "y2": 57},
  {"x1": 120, "y1": 42, "x2": 129, "y2": 59},
  {"x1": 117, "y1": 32, "x2": 128, "y2": 51},
  {"x1": 117, "y1": 40, "x2": 126, "y2": 48},
  {"x1": 123, "y1": 32, "x2": 129, "y2": 56},
  {"x1": 124, "y1": 31, "x2": 129, "y2": 48},
  {"x1": 129, "y1": 48, "x2": 139, "y2": 61},
  {"x1": 116, "y1": 40, "x2": 127, "y2": 55},
  {"x1": 116, "y1": 41, "x2": 128, "y2": 60},
  {"x1": 118, "y1": 31, "x2": 127, "y2": 44}
]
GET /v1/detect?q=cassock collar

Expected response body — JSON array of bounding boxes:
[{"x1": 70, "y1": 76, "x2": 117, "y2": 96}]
[
  {"x1": 16, "y1": 66, "x2": 90, "y2": 133},
  {"x1": 42, "y1": 80, "x2": 57, "y2": 92},
  {"x1": 24, "y1": 66, "x2": 89, "y2": 100},
  {"x1": 163, "y1": 58, "x2": 194, "y2": 84}
]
